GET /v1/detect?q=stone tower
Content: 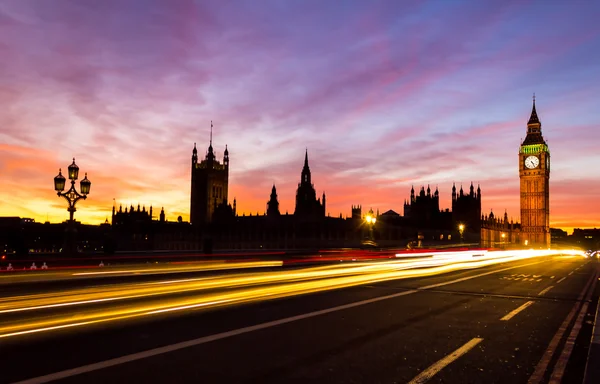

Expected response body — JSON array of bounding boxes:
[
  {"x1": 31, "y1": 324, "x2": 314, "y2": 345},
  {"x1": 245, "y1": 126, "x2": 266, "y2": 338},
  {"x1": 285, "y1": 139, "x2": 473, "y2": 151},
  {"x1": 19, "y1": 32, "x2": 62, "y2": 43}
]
[
  {"x1": 519, "y1": 97, "x2": 550, "y2": 247},
  {"x1": 190, "y1": 121, "x2": 229, "y2": 225}
]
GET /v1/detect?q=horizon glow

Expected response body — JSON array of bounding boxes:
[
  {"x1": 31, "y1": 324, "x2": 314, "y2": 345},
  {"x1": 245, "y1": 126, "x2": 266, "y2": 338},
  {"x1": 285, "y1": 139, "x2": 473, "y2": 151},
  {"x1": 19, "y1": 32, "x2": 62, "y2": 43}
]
[{"x1": 1, "y1": 0, "x2": 599, "y2": 233}]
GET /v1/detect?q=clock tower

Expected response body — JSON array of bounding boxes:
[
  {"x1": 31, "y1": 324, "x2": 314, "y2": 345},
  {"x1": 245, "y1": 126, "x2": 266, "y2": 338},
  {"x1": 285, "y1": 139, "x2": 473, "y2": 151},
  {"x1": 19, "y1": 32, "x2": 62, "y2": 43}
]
[{"x1": 519, "y1": 97, "x2": 550, "y2": 247}]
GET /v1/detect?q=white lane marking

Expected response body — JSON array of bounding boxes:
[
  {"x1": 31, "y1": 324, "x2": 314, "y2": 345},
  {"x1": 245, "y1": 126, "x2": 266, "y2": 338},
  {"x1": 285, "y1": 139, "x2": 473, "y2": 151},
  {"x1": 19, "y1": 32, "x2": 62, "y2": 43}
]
[
  {"x1": 568, "y1": 272, "x2": 573, "y2": 276},
  {"x1": 500, "y1": 301, "x2": 535, "y2": 321},
  {"x1": 550, "y1": 276, "x2": 555, "y2": 279},
  {"x1": 407, "y1": 338, "x2": 484, "y2": 384},
  {"x1": 538, "y1": 286, "x2": 554, "y2": 296},
  {"x1": 418, "y1": 260, "x2": 546, "y2": 290},
  {"x1": 15, "y1": 260, "x2": 547, "y2": 384},
  {"x1": 556, "y1": 277, "x2": 566, "y2": 284},
  {"x1": 528, "y1": 270, "x2": 597, "y2": 384}
]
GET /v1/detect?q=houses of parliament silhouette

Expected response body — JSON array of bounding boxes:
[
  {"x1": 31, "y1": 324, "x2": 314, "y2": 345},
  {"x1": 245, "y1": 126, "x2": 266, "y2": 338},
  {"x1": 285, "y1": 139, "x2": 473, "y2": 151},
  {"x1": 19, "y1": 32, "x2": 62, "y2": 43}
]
[
  {"x1": 106, "y1": 99, "x2": 551, "y2": 251},
  {"x1": 0, "y1": 100, "x2": 551, "y2": 255}
]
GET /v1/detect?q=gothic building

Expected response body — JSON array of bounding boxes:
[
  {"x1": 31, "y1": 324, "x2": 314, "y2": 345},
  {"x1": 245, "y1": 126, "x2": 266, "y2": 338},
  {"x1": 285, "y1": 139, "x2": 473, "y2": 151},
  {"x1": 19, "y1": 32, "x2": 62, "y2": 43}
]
[
  {"x1": 452, "y1": 182, "x2": 481, "y2": 232},
  {"x1": 294, "y1": 150, "x2": 326, "y2": 220},
  {"x1": 112, "y1": 203, "x2": 153, "y2": 226},
  {"x1": 403, "y1": 185, "x2": 441, "y2": 227},
  {"x1": 267, "y1": 185, "x2": 281, "y2": 217},
  {"x1": 190, "y1": 122, "x2": 229, "y2": 225},
  {"x1": 519, "y1": 98, "x2": 550, "y2": 246}
]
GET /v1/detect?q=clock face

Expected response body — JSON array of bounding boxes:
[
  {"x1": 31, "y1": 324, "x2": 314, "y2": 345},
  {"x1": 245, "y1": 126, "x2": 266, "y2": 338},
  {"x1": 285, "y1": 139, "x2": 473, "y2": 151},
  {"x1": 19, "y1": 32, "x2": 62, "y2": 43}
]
[{"x1": 524, "y1": 155, "x2": 539, "y2": 169}]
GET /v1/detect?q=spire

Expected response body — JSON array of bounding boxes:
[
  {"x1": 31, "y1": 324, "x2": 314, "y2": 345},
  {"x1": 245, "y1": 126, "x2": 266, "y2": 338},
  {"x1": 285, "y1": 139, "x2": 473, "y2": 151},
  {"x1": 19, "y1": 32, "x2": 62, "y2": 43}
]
[
  {"x1": 304, "y1": 148, "x2": 309, "y2": 168},
  {"x1": 206, "y1": 122, "x2": 215, "y2": 162},
  {"x1": 524, "y1": 95, "x2": 545, "y2": 144},
  {"x1": 527, "y1": 94, "x2": 540, "y2": 125},
  {"x1": 301, "y1": 149, "x2": 311, "y2": 185},
  {"x1": 193, "y1": 142, "x2": 197, "y2": 154}
]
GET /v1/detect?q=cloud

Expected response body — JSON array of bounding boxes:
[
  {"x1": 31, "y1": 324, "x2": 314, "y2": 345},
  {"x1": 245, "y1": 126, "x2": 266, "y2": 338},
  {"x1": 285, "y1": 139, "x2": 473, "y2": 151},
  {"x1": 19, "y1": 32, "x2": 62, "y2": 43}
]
[{"x1": 0, "y1": 0, "x2": 599, "y2": 231}]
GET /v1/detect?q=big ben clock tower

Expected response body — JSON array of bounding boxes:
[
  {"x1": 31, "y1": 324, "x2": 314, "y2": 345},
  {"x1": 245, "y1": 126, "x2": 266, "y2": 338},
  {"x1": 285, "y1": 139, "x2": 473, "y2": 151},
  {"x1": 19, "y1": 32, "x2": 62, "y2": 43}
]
[{"x1": 519, "y1": 97, "x2": 550, "y2": 247}]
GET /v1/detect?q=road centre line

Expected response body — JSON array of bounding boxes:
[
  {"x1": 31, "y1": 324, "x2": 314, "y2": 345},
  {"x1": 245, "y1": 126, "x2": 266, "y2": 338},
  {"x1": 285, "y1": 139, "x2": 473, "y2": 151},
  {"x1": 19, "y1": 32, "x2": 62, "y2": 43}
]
[
  {"x1": 15, "y1": 259, "x2": 547, "y2": 384},
  {"x1": 556, "y1": 277, "x2": 566, "y2": 284},
  {"x1": 407, "y1": 338, "x2": 484, "y2": 384},
  {"x1": 501, "y1": 301, "x2": 535, "y2": 321},
  {"x1": 538, "y1": 286, "x2": 554, "y2": 296}
]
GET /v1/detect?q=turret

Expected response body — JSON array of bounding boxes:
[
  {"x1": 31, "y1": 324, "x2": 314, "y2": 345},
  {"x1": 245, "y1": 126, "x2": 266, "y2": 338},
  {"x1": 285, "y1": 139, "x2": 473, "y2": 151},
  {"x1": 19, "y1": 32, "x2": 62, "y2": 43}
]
[
  {"x1": 477, "y1": 184, "x2": 481, "y2": 199},
  {"x1": 410, "y1": 185, "x2": 415, "y2": 203},
  {"x1": 267, "y1": 185, "x2": 281, "y2": 216},
  {"x1": 192, "y1": 143, "x2": 198, "y2": 165},
  {"x1": 459, "y1": 184, "x2": 464, "y2": 197},
  {"x1": 452, "y1": 182, "x2": 456, "y2": 200},
  {"x1": 159, "y1": 207, "x2": 165, "y2": 222},
  {"x1": 223, "y1": 144, "x2": 229, "y2": 167},
  {"x1": 322, "y1": 192, "x2": 326, "y2": 215},
  {"x1": 434, "y1": 185, "x2": 439, "y2": 198},
  {"x1": 427, "y1": 184, "x2": 431, "y2": 197}
]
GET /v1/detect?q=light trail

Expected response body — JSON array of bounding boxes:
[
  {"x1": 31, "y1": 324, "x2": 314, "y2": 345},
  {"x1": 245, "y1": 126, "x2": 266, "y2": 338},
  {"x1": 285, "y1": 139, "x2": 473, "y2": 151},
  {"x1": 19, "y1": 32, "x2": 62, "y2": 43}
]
[{"x1": 0, "y1": 249, "x2": 586, "y2": 339}]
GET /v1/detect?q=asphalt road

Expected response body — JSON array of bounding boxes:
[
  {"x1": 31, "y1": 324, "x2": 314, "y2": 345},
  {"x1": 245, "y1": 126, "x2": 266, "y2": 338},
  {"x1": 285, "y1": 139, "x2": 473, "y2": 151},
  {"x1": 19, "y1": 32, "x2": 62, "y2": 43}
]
[{"x1": 0, "y1": 254, "x2": 597, "y2": 384}]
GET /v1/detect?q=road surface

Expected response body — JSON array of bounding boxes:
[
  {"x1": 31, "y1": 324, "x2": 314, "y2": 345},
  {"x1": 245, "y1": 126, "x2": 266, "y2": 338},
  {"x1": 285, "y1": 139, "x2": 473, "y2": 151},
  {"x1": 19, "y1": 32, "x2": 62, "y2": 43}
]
[{"x1": 0, "y1": 251, "x2": 597, "y2": 384}]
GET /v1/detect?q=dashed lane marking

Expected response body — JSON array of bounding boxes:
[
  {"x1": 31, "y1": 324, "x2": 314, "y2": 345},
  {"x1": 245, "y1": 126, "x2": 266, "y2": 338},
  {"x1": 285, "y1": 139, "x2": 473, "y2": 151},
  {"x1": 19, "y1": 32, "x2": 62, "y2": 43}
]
[
  {"x1": 500, "y1": 301, "x2": 535, "y2": 321},
  {"x1": 538, "y1": 286, "x2": 554, "y2": 296},
  {"x1": 556, "y1": 277, "x2": 566, "y2": 284},
  {"x1": 15, "y1": 260, "x2": 548, "y2": 384},
  {"x1": 407, "y1": 338, "x2": 484, "y2": 384}
]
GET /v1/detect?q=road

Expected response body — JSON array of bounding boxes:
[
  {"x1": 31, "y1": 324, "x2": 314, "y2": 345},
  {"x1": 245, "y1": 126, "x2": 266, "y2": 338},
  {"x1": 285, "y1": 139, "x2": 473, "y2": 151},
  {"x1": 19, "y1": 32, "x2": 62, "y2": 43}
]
[{"x1": 0, "y1": 250, "x2": 597, "y2": 384}]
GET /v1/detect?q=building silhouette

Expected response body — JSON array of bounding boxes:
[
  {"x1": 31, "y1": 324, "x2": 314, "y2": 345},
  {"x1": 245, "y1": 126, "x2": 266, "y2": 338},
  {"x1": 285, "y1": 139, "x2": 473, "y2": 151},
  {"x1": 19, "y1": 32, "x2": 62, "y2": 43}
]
[
  {"x1": 267, "y1": 185, "x2": 281, "y2": 217},
  {"x1": 519, "y1": 98, "x2": 550, "y2": 246},
  {"x1": 403, "y1": 185, "x2": 441, "y2": 227},
  {"x1": 452, "y1": 182, "x2": 481, "y2": 233},
  {"x1": 294, "y1": 150, "x2": 326, "y2": 220},
  {"x1": 190, "y1": 122, "x2": 229, "y2": 225}
]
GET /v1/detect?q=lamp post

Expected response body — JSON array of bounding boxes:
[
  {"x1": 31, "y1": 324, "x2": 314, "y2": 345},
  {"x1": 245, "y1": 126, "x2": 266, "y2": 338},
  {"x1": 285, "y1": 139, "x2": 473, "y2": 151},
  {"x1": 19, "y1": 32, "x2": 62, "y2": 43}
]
[
  {"x1": 54, "y1": 158, "x2": 91, "y2": 254},
  {"x1": 458, "y1": 224, "x2": 465, "y2": 243},
  {"x1": 365, "y1": 209, "x2": 377, "y2": 242},
  {"x1": 501, "y1": 232, "x2": 506, "y2": 248}
]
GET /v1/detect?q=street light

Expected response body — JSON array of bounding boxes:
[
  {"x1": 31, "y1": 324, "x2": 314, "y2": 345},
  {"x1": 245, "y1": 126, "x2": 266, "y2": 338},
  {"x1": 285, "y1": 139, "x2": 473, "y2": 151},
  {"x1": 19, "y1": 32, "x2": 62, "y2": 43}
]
[
  {"x1": 54, "y1": 158, "x2": 91, "y2": 255},
  {"x1": 54, "y1": 158, "x2": 91, "y2": 223},
  {"x1": 364, "y1": 209, "x2": 376, "y2": 242},
  {"x1": 458, "y1": 223, "x2": 465, "y2": 242}
]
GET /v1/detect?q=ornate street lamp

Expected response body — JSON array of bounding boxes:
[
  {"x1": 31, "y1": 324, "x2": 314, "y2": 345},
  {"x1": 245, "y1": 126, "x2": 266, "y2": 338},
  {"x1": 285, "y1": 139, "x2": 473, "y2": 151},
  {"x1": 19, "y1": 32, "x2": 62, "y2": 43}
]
[
  {"x1": 364, "y1": 209, "x2": 377, "y2": 242},
  {"x1": 458, "y1": 223, "x2": 465, "y2": 242},
  {"x1": 54, "y1": 158, "x2": 91, "y2": 223}
]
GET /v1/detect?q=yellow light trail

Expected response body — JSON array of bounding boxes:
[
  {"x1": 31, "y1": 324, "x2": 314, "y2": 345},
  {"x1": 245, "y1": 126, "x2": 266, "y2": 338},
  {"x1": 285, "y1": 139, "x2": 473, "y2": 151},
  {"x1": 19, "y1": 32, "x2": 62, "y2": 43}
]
[{"x1": 0, "y1": 249, "x2": 586, "y2": 339}]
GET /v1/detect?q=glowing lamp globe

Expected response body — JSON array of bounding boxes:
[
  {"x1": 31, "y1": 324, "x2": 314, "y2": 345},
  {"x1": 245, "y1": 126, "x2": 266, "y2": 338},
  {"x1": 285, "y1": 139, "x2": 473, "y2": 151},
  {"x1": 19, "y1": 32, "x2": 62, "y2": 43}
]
[
  {"x1": 80, "y1": 173, "x2": 91, "y2": 195},
  {"x1": 54, "y1": 169, "x2": 66, "y2": 192},
  {"x1": 68, "y1": 158, "x2": 79, "y2": 180}
]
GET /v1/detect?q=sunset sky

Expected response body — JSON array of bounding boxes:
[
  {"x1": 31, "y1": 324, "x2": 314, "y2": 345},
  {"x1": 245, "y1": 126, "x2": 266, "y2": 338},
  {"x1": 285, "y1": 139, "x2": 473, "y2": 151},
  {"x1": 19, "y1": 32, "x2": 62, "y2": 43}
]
[{"x1": 1, "y1": 0, "x2": 599, "y2": 233}]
